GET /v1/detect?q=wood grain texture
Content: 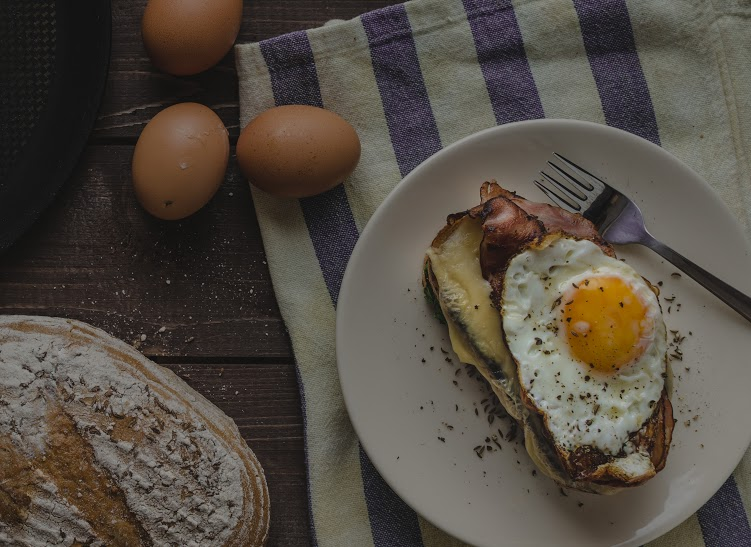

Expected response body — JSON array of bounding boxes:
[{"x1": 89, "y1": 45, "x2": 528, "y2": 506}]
[
  {"x1": 0, "y1": 1, "x2": 404, "y2": 545},
  {"x1": 0, "y1": 145, "x2": 290, "y2": 358},
  {"x1": 96, "y1": 0, "x2": 399, "y2": 141}
]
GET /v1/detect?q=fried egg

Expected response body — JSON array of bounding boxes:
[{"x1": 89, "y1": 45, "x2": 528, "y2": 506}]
[{"x1": 502, "y1": 234, "x2": 667, "y2": 456}]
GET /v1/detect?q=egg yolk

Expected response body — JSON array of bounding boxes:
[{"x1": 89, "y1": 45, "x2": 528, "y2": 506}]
[{"x1": 560, "y1": 276, "x2": 650, "y2": 373}]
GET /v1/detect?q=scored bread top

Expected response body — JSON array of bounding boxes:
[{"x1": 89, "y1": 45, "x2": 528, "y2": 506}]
[{"x1": 0, "y1": 316, "x2": 269, "y2": 546}]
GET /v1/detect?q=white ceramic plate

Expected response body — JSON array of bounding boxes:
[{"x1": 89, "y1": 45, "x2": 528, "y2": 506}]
[{"x1": 337, "y1": 120, "x2": 751, "y2": 547}]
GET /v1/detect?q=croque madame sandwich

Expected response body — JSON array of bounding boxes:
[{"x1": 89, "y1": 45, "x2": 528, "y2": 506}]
[{"x1": 422, "y1": 181, "x2": 674, "y2": 494}]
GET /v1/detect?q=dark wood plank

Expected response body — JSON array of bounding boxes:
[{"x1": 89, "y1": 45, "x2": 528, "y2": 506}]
[
  {"x1": 0, "y1": 2, "x2": 414, "y2": 545},
  {"x1": 162, "y1": 361, "x2": 309, "y2": 546},
  {"x1": 96, "y1": 0, "x2": 400, "y2": 141},
  {"x1": 0, "y1": 144, "x2": 291, "y2": 359}
]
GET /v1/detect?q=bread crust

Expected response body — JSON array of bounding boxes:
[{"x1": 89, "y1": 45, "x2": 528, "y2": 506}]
[{"x1": 0, "y1": 316, "x2": 269, "y2": 546}]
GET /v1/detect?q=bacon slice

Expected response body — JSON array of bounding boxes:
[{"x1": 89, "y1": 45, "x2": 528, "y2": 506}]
[
  {"x1": 481, "y1": 181, "x2": 615, "y2": 257},
  {"x1": 443, "y1": 181, "x2": 614, "y2": 306},
  {"x1": 479, "y1": 196, "x2": 544, "y2": 305}
]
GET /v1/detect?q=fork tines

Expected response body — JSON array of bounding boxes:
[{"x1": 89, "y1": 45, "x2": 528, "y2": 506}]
[{"x1": 534, "y1": 153, "x2": 607, "y2": 214}]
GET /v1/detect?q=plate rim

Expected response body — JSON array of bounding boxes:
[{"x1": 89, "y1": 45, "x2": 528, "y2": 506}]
[{"x1": 337, "y1": 118, "x2": 751, "y2": 546}]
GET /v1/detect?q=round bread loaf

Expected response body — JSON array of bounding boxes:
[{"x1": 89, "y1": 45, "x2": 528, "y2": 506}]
[{"x1": 0, "y1": 316, "x2": 269, "y2": 546}]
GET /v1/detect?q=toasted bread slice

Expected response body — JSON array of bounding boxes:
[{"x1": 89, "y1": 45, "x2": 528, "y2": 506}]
[{"x1": 423, "y1": 183, "x2": 675, "y2": 493}]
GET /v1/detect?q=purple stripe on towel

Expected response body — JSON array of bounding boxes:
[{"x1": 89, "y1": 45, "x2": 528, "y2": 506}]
[
  {"x1": 298, "y1": 185, "x2": 359, "y2": 306},
  {"x1": 261, "y1": 29, "x2": 425, "y2": 547},
  {"x1": 573, "y1": 0, "x2": 660, "y2": 145},
  {"x1": 260, "y1": 32, "x2": 357, "y2": 546},
  {"x1": 359, "y1": 445, "x2": 425, "y2": 547},
  {"x1": 462, "y1": 0, "x2": 544, "y2": 124},
  {"x1": 293, "y1": 363, "x2": 319, "y2": 547},
  {"x1": 697, "y1": 475, "x2": 751, "y2": 547},
  {"x1": 259, "y1": 31, "x2": 323, "y2": 108},
  {"x1": 259, "y1": 32, "x2": 359, "y2": 306},
  {"x1": 358, "y1": 6, "x2": 438, "y2": 546},
  {"x1": 361, "y1": 5, "x2": 442, "y2": 177}
]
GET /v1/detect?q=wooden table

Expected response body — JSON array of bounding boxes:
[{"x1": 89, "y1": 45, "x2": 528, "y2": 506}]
[{"x1": 0, "y1": 1, "x2": 397, "y2": 544}]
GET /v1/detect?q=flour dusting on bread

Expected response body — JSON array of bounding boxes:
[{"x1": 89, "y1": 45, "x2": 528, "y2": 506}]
[{"x1": 0, "y1": 316, "x2": 269, "y2": 546}]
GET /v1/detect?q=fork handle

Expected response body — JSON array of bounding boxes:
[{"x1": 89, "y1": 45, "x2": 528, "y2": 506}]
[{"x1": 640, "y1": 233, "x2": 751, "y2": 323}]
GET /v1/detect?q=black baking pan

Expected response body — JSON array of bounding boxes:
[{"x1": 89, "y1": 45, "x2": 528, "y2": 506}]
[{"x1": 0, "y1": 0, "x2": 111, "y2": 253}]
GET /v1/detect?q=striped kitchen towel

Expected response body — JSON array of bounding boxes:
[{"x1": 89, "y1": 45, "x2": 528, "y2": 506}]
[{"x1": 235, "y1": 0, "x2": 751, "y2": 545}]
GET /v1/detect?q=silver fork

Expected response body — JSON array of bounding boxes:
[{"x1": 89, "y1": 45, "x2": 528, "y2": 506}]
[{"x1": 535, "y1": 153, "x2": 751, "y2": 323}]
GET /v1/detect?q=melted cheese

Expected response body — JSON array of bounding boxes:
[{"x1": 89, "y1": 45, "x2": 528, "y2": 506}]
[{"x1": 426, "y1": 217, "x2": 517, "y2": 392}]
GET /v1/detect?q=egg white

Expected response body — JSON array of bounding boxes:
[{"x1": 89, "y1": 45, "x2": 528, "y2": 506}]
[{"x1": 502, "y1": 236, "x2": 667, "y2": 455}]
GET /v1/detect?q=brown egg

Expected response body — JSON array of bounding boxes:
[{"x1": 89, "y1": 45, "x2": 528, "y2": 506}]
[
  {"x1": 237, "y1": 105, "x2": 361, "y2": 199},
  {"x1": 132, "y1": 103, "x2": 229, "y2": 220},
  {"x1": 142, "y1": 0, "x2": 243, "y2": 76}
]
